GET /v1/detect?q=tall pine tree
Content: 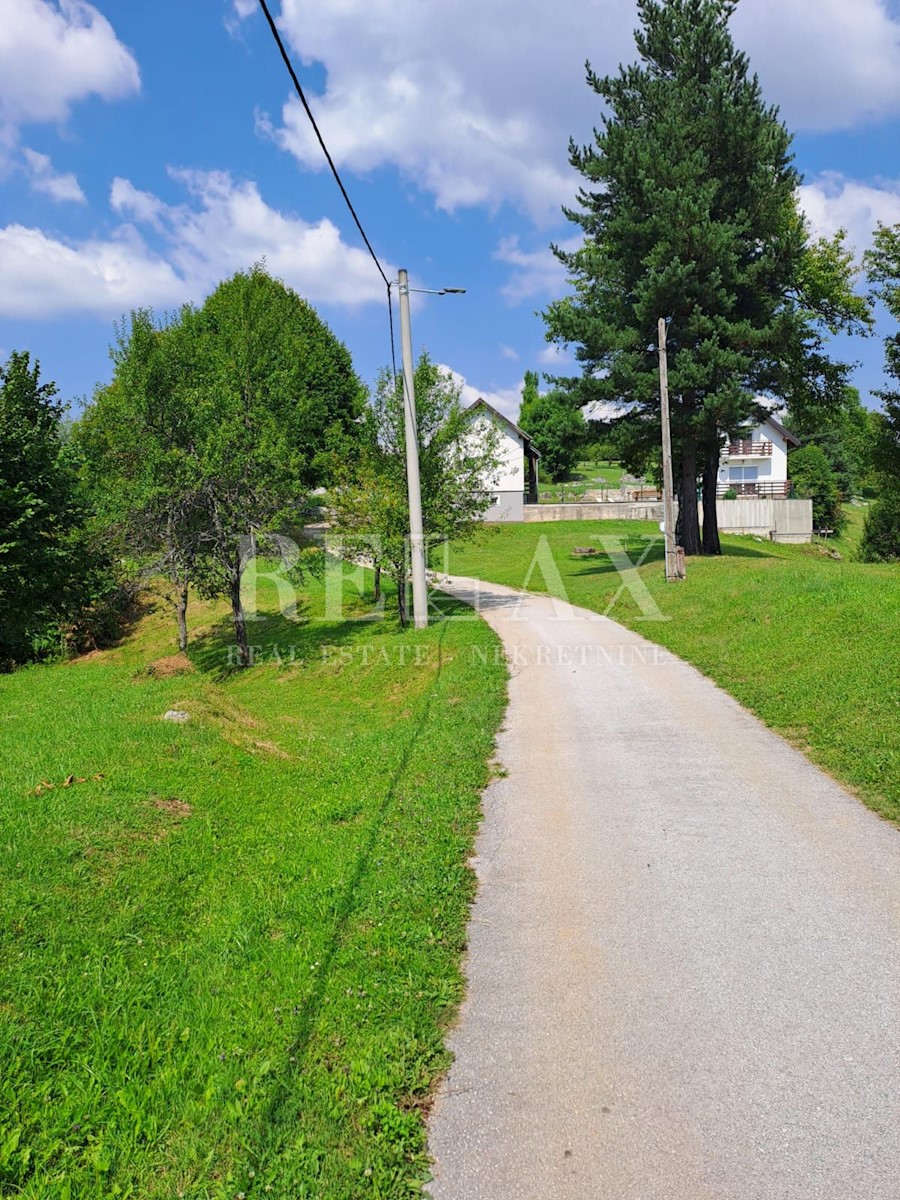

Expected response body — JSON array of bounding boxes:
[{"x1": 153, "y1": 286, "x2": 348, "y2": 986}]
[
  {"x1": 863, "y1": 223, "x2": 900, "y2": 483},
  {"x1": 545, "y1": 0, "x2": 867, "y2": 554}
]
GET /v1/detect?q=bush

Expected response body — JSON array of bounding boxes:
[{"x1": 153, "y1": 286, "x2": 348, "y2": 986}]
[
  {"x1": 789, "y1": 444, "x2": 846, "y2": 532},
  {"x1": 723, "y1": 487, "x2": 738, "y2": 500},
  {"x1": 859, "y1": 491, "x2": 900, "y2": 563}
]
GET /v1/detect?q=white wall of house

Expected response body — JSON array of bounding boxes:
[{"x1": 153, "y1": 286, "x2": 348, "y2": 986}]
[
  {"x1": 717, "y1": 417, "x2": 790, "y2": 490},
  {"x1": 466, "y1": 410, "x2": 526, "y2": 522}
]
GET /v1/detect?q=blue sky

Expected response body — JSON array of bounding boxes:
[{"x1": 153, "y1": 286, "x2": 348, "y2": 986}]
[{"x1": 1, "y1": 0, "x2": 899, "y2": 421}]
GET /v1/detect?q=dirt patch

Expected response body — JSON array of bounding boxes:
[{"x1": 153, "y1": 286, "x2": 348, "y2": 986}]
[
  {"x1": 153, "y1": 796, "x2": 193, "y2": 819},
  {"x1": 251, "y1": 739, "x2": 294, "y2": 760},
  {"x1": 147, "y1": 654, "x2": 194, "y2": 678}
]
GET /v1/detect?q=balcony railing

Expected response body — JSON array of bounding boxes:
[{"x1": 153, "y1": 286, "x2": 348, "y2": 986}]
[
  {"x1": 717, "y1": 481, "x2": 793, "y2": 499},
  {"x1": 727, "y1": 440, "x2": 773, "y2": 457}
]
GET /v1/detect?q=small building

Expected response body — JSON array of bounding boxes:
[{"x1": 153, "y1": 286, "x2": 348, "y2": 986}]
[
  {"x1": 465, "y1": 399, "x2": 541, "y2": 523},
  {"x1": 717, "y1": 413, "x2": 800, "y2": 498}
]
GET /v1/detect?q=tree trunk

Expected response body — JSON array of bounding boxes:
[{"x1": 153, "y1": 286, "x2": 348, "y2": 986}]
[
  {"x1": 373, "y1": 562, "x2": 382, "y2": 603},
  {"x1": 679, "y1": 437, "x2": 702, "y2": 555},
  {"x1": 701, "y1": 447, "x2": 722, "y2": 556},
  {"x1": 396, "y1": 571, "x2": 408, "y2": 627},
  {"x1": 229, "y1": 570, "x2": 251, "y2": 667},
  {"x1": 176, "y1": 581, "x2": 189, "y2": 652}
]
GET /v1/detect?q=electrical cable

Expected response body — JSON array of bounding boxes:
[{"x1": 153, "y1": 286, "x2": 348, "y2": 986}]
[{"x1": 256, "y1": 0, "x2": 399, "y2": 382}]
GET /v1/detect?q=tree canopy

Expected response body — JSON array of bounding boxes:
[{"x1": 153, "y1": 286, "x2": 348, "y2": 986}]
[
  {"x1": 785, "y1": 386, "x2": 878, "y2": 499},
  {"x1": 77, "y1": 266, "x2": 364, "y2": 663},
  {"x1": 544, "y1": 0, "x2": 870, "y2": 555},
  {"x1": 0, "y1": 353, "x2": 113, "y2": 668},
  {"x1": 330, "y1": 355, "x2": 501, "y2": 624},
  {"x1": 518, "y1": 391, "x2": 585, "y2": 480},
  {"x1": 860, "y1": 222, "x2": 900, "y2": 561},
  {"x1": 863, "y1": 224, "x2": 900, "y2": 482}
]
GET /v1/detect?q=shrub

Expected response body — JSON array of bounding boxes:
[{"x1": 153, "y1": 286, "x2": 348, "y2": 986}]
[
  {"x1": 789, "y1": 444, "x2": 846, "y2": 532},
  {"x1": 859, "y1": 491, "x2": 900, "y2": 563}
]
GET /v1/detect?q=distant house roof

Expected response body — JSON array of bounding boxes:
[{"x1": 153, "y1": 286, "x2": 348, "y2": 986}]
[
  {"x1": 763, "y1": 414, "x2": 801, "y2": 449},
  {"x1": 466, "y1": 398, "x2": 542, "y2": 460}
]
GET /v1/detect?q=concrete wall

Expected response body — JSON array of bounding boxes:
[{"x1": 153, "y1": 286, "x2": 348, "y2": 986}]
[
  {"x1": 525, "y1": 502, "x2": 664, "y2": 523},
  {"x1": 521, "y1": 498, "x2": 813, "y2": 542},
  {"x1": 714, "y1": 498, "x2": 812, "y2": 542}
]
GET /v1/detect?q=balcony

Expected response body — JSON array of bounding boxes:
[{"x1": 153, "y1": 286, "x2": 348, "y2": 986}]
[
  {"x1": 726, "y1": 440, "x2": 773, "y2": 459},
  {"x1": 717, "y1": 481, "x2": 793, "y2": 499}
]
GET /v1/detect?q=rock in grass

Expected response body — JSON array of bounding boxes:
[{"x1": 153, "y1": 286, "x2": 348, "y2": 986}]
[{"x1": 163, "y1": 710, "x2": 191, "y2": 723}]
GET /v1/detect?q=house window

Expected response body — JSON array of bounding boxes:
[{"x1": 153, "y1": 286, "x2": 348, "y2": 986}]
[{"x1": 730, "y1": 465, "x2": 759, "y2": 482}]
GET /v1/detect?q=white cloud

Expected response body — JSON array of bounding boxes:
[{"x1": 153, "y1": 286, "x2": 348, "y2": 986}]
[
  {"x1": 0, "y1": 223, "x2": 183, "y2": 318},
  {"x1": 499, "y1": 344, "x2": 519, "y2": 361},
  {"x1": 110, "y1": 177, "x2": 168, "y2": 229},
  {"x1": 439, "y1": 363, "x2": 524, "y2": 423},
  {"x1": 0, "y1": 0, "x2": 139, "y2": 142},
  {"x1": 538, "y1": 343, "x2": 572, "y2": 366},
  {"x1": 0, "y1": 169, "x2": 395, "y2": 318},
  {"x1": 22, "y1": 147, "x2": 85, "y2": 203},
  {"x1": 734, "y1": 0, "x2": 900, "y2": 131},
  {"x1": 242, "y1": 0, "x2": 630, "y2": 223},
  {"x1": 799, "y1": 173, "x2": 900, "y2": 257},
  {"x1": 495, "y1": 236, "x2": 578, "y2": 304},
  {"x1": 235, "y1": 0, "x2": 900, "y2": 221}
]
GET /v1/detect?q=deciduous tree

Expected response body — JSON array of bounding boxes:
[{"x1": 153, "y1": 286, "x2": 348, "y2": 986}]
[
  {"x1": 330, "y1": 355, "x2": 501, "y2": 624},
  {"x1": 518, "y1": 391, "x2": 585, "y2": 480},
  {"x1": 77, "y1": 266, "x2": 364, "y2": 664}
]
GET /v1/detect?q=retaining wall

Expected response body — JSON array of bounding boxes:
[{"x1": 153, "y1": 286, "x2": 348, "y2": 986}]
[
  {"x1": 521, "y1": 498, "x2": 813, "y2": 543},
  {"x1": 524, "y1": 502, "x2": 664, "y2": 523}
]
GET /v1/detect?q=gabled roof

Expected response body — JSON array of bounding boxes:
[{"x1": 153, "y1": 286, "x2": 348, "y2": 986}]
[
  {"x1": 466, "y1": 398, "x2": 542, "y2": 459},
  {"x1": 762, "y1": 414, "x2": 801, "y2": 449}
]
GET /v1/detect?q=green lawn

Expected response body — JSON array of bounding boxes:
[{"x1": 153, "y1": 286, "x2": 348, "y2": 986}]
[
  {"x1": 828, "y1": 501, "x2": 868, "y2": 557},
  {"x1": 440, "y1": 520, "x2": 900, "y2": 826},
  {"x1": 0, "y1": 573, "x2": 506, "y2": 1198},
  {"x1": 538, "y1": 460, "x2": 632, "y2": 502}
]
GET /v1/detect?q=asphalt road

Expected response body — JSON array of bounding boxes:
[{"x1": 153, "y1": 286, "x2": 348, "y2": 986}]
[{"x1": 426, "y1": 577, "x2": 900, "y2": 1200}]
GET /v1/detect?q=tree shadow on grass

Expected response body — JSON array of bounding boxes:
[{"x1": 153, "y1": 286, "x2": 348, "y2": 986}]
[
  {"x1": 719, "y1": 541, "x2": 783, "y2": 559},
  {"x1": 243, "y1": 619, "x2": 453, "y2": 1171},
  {"x1": 187, "y1": 601, "x2": 401, "y2": 680},
  {"x1": 568, "y1": 537, "x2": 665, "y2": 578},
  {"x1": 567, "y1": 537, "x2": 780, "y2": 580}
]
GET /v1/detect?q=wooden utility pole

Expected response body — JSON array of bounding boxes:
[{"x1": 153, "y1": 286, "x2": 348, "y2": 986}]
[{"x1": 658, "y1": 318, "x2": 685, "y2": 581}]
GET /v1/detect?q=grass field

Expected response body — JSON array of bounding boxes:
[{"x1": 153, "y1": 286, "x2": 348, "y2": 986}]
[
  {"x1": 0, "y1": 572, "x2": 506, "y2": 1198},
  {"x1": 538, "y1": 460, "x2": 632, "y2": 502},
  {"x1": 439, "y1": 520, "x2": 900, "y2": 827}
]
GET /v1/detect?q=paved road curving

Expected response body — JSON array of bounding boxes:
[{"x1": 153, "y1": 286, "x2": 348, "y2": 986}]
[{"x1": 426, "y1": 577, "x2": 900, "y2": 1200}]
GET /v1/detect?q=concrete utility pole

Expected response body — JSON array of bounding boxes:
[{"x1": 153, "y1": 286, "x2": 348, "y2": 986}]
[
  {"x1": 397, "y1": 269, "x2": 429, "y2": 629},
  {"x1": 658, "y1": 317, "x2": 684, "y2": 582}
]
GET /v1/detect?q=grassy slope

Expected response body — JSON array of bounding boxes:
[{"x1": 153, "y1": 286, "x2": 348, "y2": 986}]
[
  {"x1": 0, "y1": 576, "x2": 506, "y2": 1199},
  {"x1": 442, "y1": 521, "x2": 900, "y2": 826},
  {"x1": 538, "y1": 460, "x2": 629, "y2": 501}
]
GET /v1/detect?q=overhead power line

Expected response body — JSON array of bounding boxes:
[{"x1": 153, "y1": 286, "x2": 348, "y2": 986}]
[{"x1": 256, "y1": 0, "x2": 399, "y2": 381}]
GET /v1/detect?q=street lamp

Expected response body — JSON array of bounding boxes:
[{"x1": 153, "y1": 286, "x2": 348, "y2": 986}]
[{"x1": 396, "y1": 269, "x2": 466, "y2": 630}]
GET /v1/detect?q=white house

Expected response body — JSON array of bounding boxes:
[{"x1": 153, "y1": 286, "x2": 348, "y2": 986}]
[
  {"x1": 464, "y1": 399, "x2": 541, "y2": 523},
  {"x1": 717, "y1": 412, "x2": 800, "y2": 498}
]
